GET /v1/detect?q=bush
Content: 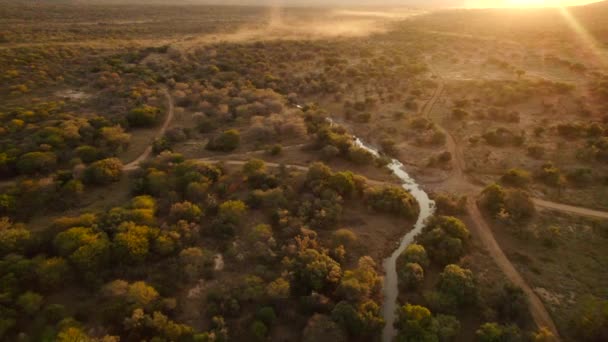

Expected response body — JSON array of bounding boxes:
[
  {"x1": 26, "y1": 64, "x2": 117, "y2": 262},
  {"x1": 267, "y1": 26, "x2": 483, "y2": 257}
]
[
  {"x1": 571, "y1": 295, "x2": 608, "y2": 341},
  {"x1": 476, "y1": 322, "x2": 522, "y2": 342},
  {"x1": 500, "y1": 168, "x2": 531, "y2": 188},
  {"x1": 169, "y1": 201, "x2": 202, "y2": 223},
  {"x1": 83, "y1": 158, "x2": 123, "y2": 185},
  {"x1": 567, "y1": 168, "x2": 593, "y2": 187},
  {"x1": 332, "y1": 229, "x2": 357, "y2": 247},
  {"x1": 399, "y1": 244, "x2": 429, "y2": 267},
  {"x1": 481, "y1": 183, "x2": 536, "y2": 223},
  {"x1": 537, "y1": 163, "x2": 563, "y2": 187},
  {"x1": 17, "y1": 151, "x2": 57, "y2": 175},
  {"x1": 437, "y1": 264, "x2": 476, "y2": 310},
  {"x1": 433, "y1": 194, "x2": 466, "y2": 216},
  {"x1": 348, "y1": 146, "x2": 375, "y2": 165},
  {"x1": 0, "y1": 221, "x2": 32, "y2": 256},
  {"x1": 250, "y1": 320, "x2": 268, "y2": 341},
  {"x1": 398, "y1": 262, "x2": 424, "y2": 289},
  {"x1": 74, "y1": 145, "x2": 101, "y2": 164},
  {"x1": 127, "y1": 105, "x2": 161, "y2": 127},
  {"x1": 207, "y1": 129, "x2": 240, "y2": 152},
  {"x1": 417, "y1": 216, "x2": 470, "y2": 265},
  {"x1": 452, "y1": 108, "x2": 469, "y2": 120},
  {"x1": 366, "y1": 186, "x2": 419, "y2": 218}
]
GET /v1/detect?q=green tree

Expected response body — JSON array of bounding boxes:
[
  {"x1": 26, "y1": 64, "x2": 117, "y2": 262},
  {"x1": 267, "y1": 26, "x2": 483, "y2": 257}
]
[
  {"x1": 256, "y1": 307, "x2": 276, "y2": 326},
  {"x1": 288, "y1": 248, "x2": 342, "y2": 293},
  {"x1": 302, "y1": 314, "x2": 346, "y2": 342},
  {"x1": 399, "y1": 262, "x2": 424, "y2": 289},
  {"x1": 500, "y1": 169, "x2": 531, "y2": 188},
  {"x1": 266, "y1": 277, "x2": 290, "y2": 300},
  {"x1": 417, "y1": 216, "x2": 470, "y2": 265},
  {"x1": 218, "y1": 200, "x2": 247, "y2": 224},
  {"x1": 16, "y1": 151, "x2": 57, "y2": 175},
  {"x1": 366, "y1": 186, "x2": 419, "y2": 218},
  {"x1": 336, "y1": 256, "x2": 381, "y2": 302},
  {"x1": 394, "y1": 303, "x2": 438, "y2": 342},
  {"x1": 36, "y1": 257, "x2": 70, "y2": 290},
  {"x1": 127, "y1": 105, "x2": 161, "y2": 127},
  {"x1": 400, "y1": 244, "x2": 429, "y2": 267},
  {"x1": 53, "y1": 227, "x2": 111, "y2": 274},
  {"x1": 0, "y1": 221, "x2": 32, "y2": 256},
  {"x1": 83, "y1": 158, "x2": 123, "y2": 185},
  {"x1": 207, "y1": 129, "x2": 240, "y2": 152},
  {"x1": 328, "y1": 171, "x2": 355, "y2": 197},
  {"x1": 571, "y1": 295, "x2": 608, "y2": 341},
  {"x1": 438, "y1": 264, "x2": 477, "y2": 309},
  {"x1": 179, "y1": 247, "x2": 211, "y2": 281},
  {"x1": 331, "y1": 229, "x2": 357, "y2": 250},
  {"x1": 17, "y1": 291, "x2": 43, "y2": 316},
  {"x1": 250, "y1": 320, "x2": 268, "y2": 341},
  {"x1": 476, "y1": 322, "x2": 521, "y2": 342},
  {"x1": 169, "y1": 201, "x2": 202, "y2": 223},
  {"x1": 331, "y1": 300, "x2": 384, "y2": 338},
  {"x1": 242, "y1": 159, "x2": 266, "y2": 177},
  {"x1": 436, "y1": 314, "x2": 461, "y2": 341},
  {"x1": 74, "y1": 145, "x2": 101, "y2": 164},
  {"x1": 114, "y1": 223, "x2": 156, "y2": 264},
  {"x1": 530, "y1": 327, "x2": 556, "y2": 342}
]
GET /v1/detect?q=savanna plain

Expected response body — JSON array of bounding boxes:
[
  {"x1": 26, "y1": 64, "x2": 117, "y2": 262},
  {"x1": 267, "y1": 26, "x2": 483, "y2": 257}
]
[{"x1": 0, "y1": 1, "x2": 607, "y2": 341}]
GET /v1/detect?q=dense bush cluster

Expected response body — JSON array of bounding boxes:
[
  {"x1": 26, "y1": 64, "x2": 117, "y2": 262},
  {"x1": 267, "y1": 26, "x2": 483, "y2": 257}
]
[{"x1": 0, "y1": 154, "x2": 423, "y2": 340}]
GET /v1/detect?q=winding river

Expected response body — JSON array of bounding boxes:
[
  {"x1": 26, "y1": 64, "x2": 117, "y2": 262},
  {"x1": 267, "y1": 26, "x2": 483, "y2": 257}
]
[
  {"x1": 319, "y1": 111, "x2": 436, "y2": 341},
  {"x1": 352, "y1": 138, "x2": 435, "y2": 342}
]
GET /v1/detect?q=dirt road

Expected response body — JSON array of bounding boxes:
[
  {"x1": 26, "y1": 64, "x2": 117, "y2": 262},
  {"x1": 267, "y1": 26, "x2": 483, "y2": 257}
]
[
  {"x1": 426, "y1": 67, "x2": 561, "y2": 338},
  {"x1": 124, "y1": 87, "x2": 174, "y2": 171},
  {"x1": 466, "y1": 199, "x2": 560, "y2": 336},
  {"x1": 533, "y1": 198, "x2": 608, "y2": 219}
]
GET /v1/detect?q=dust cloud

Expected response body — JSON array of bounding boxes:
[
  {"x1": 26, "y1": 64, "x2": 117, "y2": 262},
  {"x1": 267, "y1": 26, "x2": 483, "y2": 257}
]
[{"x1": 175, "y1": 6, "x2": 422, "y2": 49}]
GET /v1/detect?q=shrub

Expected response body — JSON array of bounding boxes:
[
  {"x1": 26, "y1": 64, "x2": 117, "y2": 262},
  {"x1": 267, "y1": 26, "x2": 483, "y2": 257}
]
[
  {"x1": 500, "y1": 168, "x2": 531, "y2": 188},
  {"x1": 16, "y1": 151, "x2": 57, "y2": 175},
  {"x1": 398, "y1": 262, "x2": 424, "y2": 289},
  {"x1": 348, "y1": 146, "x2": 375, "y2": 165},
  {"x1": 476, "y1": 322, "x2": 522, "y2": 342},
  {"x1": 567, "y1": 168, "x2": 593, "y2": 187},
  {"x1": 366, "y1": 186, "x2": 419, "y2": 218},
  {"x1": 433, "y1": 194, "x2": 466, "y2": 215},
  {"x1": 452, "y1": 108, "x2": 469, "y2": 120},
  {"x1": 332, "y1": 229, "x2": 357, "y2": 247},
  {"x1": 537, "y1": 163, "x2": 563, "y2": 187},
  {"x1": 0, "y1": 221, "x2": 32, "y2": 256},
  {"x1": 83, "y1": 158, "x2": 123, "y2": 185},
  {"x1": 207, "y1": 129, "x2": 240, "y2": 152},
  {"x1": 169, "y1": 201, "x2": 202, "y2": 223},
  {"x1": 417, "y1": 216, "x2": 470, "y2": 265},
  {"x1": 437, "y1": 264, "x2": 476, "y2": 309},
  {"x1": 127, "y1": 105, "x2": 161, "y2": 127},
  {"x1": 400, "y1": 244, "x2": 429, "y2": 267},
  {"x1": 74, "y1": 145, "x2": 101, "y2": 164}
]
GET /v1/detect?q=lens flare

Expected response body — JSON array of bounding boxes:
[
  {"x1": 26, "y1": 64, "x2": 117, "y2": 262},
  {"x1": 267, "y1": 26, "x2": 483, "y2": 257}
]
[{"x1": 557, "y1": 5, "x2": 608, "y2": 68}]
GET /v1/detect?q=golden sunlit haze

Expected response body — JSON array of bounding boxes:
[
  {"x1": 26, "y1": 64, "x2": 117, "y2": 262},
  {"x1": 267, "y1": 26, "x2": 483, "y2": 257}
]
[{"x1": 465, "y1": 0, "x2": 600, "y2": 7}]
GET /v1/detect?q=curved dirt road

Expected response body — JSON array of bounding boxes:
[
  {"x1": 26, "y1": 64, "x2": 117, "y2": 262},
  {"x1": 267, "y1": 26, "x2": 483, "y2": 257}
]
[
  {"x1": 466, "y1": 199, "x2": 560, "y2": 336},
  {"x1": 426, "y1": 67, "x2": 561, "y2": 338},
  {"x1": 124, "y1": 87, "x2": 174, "y2": 171},
  {"x1": 532, "y1": 198, "x2": 608, "y2": 220}
]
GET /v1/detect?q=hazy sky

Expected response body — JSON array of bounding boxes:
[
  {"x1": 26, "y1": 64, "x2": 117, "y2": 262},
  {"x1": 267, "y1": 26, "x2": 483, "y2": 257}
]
[{"x1": 194, "y1": 0, "x2": 599, "y2": 7}]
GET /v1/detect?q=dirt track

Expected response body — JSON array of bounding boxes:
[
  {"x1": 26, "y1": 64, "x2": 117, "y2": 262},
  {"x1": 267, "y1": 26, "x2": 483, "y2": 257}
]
[
  {"x1": 425, "y1": 67, "x2": 561, "y2": 338},
  {"x1": 124, "y1": 87, "x2": 174, "y2": 171},
  {"x1": 533, "y1": 198, "x2": 608, "y2": 219}
]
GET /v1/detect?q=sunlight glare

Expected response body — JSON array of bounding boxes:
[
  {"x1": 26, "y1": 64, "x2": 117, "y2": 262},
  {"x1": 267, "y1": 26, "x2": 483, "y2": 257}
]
[
  {"x1": 557, "y1": 5, "x2": 608, "y2": 68},
  {"x1": 466, "y1": 0, "x2": 598, "y2": 8}
]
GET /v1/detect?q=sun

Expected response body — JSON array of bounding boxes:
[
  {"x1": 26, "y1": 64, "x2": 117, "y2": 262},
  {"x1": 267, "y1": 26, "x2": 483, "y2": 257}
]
[
  {"x1": 505, "y1": 0, "x2": 555, "y2": 7},
  {"x1": 465, "y1": 0, "x2": 593, "y2": 8}
]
